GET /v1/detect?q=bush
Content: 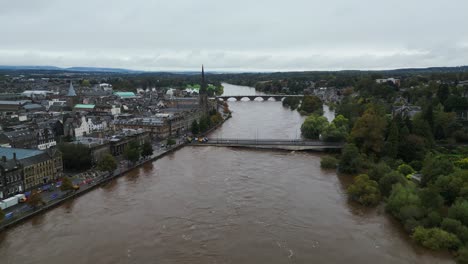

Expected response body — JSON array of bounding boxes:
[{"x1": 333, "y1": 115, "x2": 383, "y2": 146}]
[
  {"x1": 320, "y1": 156, "x2": 338, "y2": 169},
  {"x1": 441, "y1": 218, "x2": 468, "y2": 243},
  {"x1": 455, "y1": 158, "x2": 468, "y2": 170},
  {"x1": 347, "y1": 174, "x2": 381, "y2": 206},
  {"x1": 449, "y1": 200, "x2": 468, "y2": 226},
  {"x1": 339, "y1": 143, "x2": 364, "y2": 174},
  {"x1": 411, "y1": 226, "x2": 461, "y2": 250},
  {"x1": 397, "y1": 164, "x2": 415, "y2": 176},
  {"x1": 379, "y1": 171, "x2": 406, "y2": 197},
  {"x1": 368, "y1": 162, "x2": 392, "y2": 181},
  {"x1": 422, "y1": 211, "x2": 442, "y2": 228}
]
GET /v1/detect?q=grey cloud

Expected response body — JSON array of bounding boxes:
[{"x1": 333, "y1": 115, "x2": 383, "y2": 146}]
[{"x1": 0, "y1": 0, "x2": 467, "y2": 70}]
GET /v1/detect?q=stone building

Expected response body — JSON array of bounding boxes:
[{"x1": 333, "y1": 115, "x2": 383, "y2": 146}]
[
  {"x1": 0, "y1": 147, "x2": 63, "y2": 198},
  {"x1": 0, "y1": 154, "x2": 22, "y2": 199},
  {"x1": 21, "y1": 148, "x2": 63, "y2": 191}
]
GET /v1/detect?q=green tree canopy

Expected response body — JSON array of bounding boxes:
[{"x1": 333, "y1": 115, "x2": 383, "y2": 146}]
[
  {"x1": 421, "y1": 153, "x2": 455, "y2": 185},
  {"x1": 379, "y1": 171, "x2": 407, "y2": 197},
  {"x1": 448, "y1": 200, "x2": 468, "y2": 226},
  {"x1": 97, "y1": 154, "x2": 117, "y2": 174},
  {"x1": 301, "y1": 114, "x2": 328, "y2": 140},
  {"x1": 58, "y1": 143, "x2": 92, "y2": 171},
  {"x1": 347, "y1": 174, "x2": 381, "y2": 206},
  {"x1": 60, "y1": 177, "x2": 75, "y2": 192},
  {"x1": 124, "y1": 141, "x2": 141, "y2": 163},
  {"x1": 141, "y1": 142, "x2": 154, "y2": 158},
  {"x1": 27, "y1": 191, "x2": 45, "y2": 208},
  {"x1": 322, "y1": 115, "x2": 349, "y2": 142},
  {"x1": 191, "y1": 120, "x2": 199, "y2": 135},
  {"x1": 299, "y1": 95, "x2": 323, "y2": 114},
  {"x1": 412, "y1": 226, "x2": 461, "y2": 251},
  {"x1": 350, "y1": 106, "x2": 387, "y2": 155},
  {"x1": 338, "y1": 143, "x2": 364, "y2": 174}
]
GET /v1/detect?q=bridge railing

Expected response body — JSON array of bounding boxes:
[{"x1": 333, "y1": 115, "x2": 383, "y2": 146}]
[{"x1": 202, "y1": 138, "x2": 344, "y2": 146}]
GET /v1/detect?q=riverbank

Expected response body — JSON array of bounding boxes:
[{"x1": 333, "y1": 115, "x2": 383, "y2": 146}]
[
  {"x1": 0, "y1": 113, "x2": 231, "y2": 231},
  {"x1": 0, "y1": 142, "x2": 186, "y2": 231}
]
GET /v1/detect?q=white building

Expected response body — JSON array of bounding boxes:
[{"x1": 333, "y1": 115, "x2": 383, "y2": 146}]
[
  {"x1": 74, "y1": 116, "x2": 90, "y2": 138},
  {"x1": 376, "y1": 78, "x2": 400, "y2": 86}
]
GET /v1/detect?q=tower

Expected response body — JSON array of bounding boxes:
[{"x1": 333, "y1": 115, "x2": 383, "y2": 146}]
[
  {"x1": 199, "y1": 65, "x2": 209, "y2": 114},
  {"x1": 66, "y1": 80, "x2": 78, "y2": 107}
]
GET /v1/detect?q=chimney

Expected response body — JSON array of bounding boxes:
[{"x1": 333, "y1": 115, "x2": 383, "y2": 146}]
[
  {"x1": 1, "y1": 156, "x2": 6, "y2": 162},
  {"x1": 13, "y1": 153, "x2": 17, "y2": 160}
]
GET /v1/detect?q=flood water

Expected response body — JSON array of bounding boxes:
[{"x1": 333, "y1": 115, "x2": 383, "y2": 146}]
[{"x1": 0, "y1": 83, "x2": 453, "y2": 263}]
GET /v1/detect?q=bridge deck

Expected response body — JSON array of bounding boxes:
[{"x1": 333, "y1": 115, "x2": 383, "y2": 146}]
[{"x1": 190, "y1": 138, "x2": 344, "y2": 149}]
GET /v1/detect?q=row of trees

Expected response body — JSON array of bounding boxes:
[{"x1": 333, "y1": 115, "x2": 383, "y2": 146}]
[
  {"x1": 301, "y1": 114, "x2": 349, "y2": 142},
  {"x1": 331, "y1": 78, "x2": 468, "y2": 262},
  {"x1": 191, "y1": 109, "x2": 223, "y2": 135}
]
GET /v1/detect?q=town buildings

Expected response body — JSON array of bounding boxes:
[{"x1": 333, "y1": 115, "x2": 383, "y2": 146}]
[{"x1": 0, "y1": 147, "x2": 63, "y2": 199}]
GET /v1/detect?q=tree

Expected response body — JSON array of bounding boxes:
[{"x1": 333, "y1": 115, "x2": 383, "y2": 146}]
[
  {"x1": 347, "y1": 174, "x2": 381, "y2": 206},
  {"x1": 27, "y1": 191, "x2": 45, "y2": 208},
  {"x1": 350, "y1": 106, "x2": 387, "y2": 155},
  {"x1": 437, "y1": 83, "x2": 450, "y2": 105},
  {"x1": 124, "y1": 142, "x2": 140, "y2": 164},
  {"x1": 435, "y1": 171, "x2": 468, "y2": 205},
  {"x1": 379, "y1": 171, "x2": 407, "y2": 197},
  {"x1": 419, "y1": 187, "x2": 444, "y2": 211},
  {"x1": 322, "y1": 115, "x2": 349, "y2": 142},
  {"x1": 440, "y1": 218, "x2": 468, "y2": 244},
  {"x1": 386, "y1": 119, "x2": 399, "y2": 159},
  {"x1": 301, "y1": 114, "x2": 328, "y2": 139},
  {"x1": 191, "y1": 120, "x2": 199, "y2": 135},
  {"x1": 338, "y1": 143, "x2": 364, "y2": 174},
  {"x1": 81, "y1": 79, "x2": 91, "y2": 87},
  {"x1": 141, "y1": 142, "x2": 154, "y2": 158},
  {"x1": 411, "y1": 226, "x2": 461, "y2": 251},
  {"x1": 60, "y1": 177, "x2": 75, "y2": 192},
  {"x1": 386, "y1": 183, "x2": 421, "y2": 221},
  {"x1": 397, "y1": 164, "x2": 415, "y2": 176},
  {"x1": 58, "y1": 143, "x2": 92, "y2": 171},
  {"x1": 448, "y1": 200, "x2": 468, "y2": 226},
  {"x1": 321, "y1": 156, "x2": 338, "y2": 169},
  {"x1": 299, "y1": 95, "x2": 323, "y2": 114},
  {"x1": 97, "y1": 154, "x2": 117, "y2": 175},
  {"x1": 199, "y1": 116, "x2": 209, "y2": 133},
  {"x1": 421, "y1": 153, "x2": 454, "y2": 185},
  {"x1": 368, "y1": 162, "x2": 391, "y2": 182},
  {"x1": 210, "y1": 112, "x2": 223, "y2": 125}
]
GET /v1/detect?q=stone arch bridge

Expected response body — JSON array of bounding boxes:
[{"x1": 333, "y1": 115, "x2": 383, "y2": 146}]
[{"x1": 215, "y1": 95, "x2": 303, "y2": 101}]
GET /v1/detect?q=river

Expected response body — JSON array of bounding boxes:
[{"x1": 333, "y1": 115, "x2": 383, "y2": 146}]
[{"x1": 0, "y1": 83, "x2": 452, "y2": 263}]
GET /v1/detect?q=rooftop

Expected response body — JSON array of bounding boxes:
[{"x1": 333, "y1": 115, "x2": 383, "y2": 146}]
[
  {"x1": 74, "y1": 104, "x2": 96, "y2": 109},
  {"x1": 0, "y1": 147, "x2": 45, "y2": 160},
  {"x1": 114, "y1": 92, "x2": 136, "y2": 98}
]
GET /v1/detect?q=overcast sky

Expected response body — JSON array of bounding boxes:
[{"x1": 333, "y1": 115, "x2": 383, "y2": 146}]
[{"x1": 0, "y1": 0, "x2": 467, "y2": 71}]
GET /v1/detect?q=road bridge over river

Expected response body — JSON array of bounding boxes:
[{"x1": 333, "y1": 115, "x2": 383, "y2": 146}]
[
  {"x1": 190, "y1": 138, "x2": 344, "y2": 151},
  {"x1": 215, "y1": 95, "x2": 303, "y2": 101}
]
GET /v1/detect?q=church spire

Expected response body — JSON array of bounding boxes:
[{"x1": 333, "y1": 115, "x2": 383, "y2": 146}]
[
  {"x1": 200, "y1": 65, "x2": 207, "y2": 94},
  {"x1": 67, "y1": 80, "x2": 77, "y2": 97},
  {"x1": 199, "y1": 65, "x2": 209, "y2": 113}
]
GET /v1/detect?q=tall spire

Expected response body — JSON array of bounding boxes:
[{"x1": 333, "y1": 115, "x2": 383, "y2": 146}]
[
  {"x1": 199, "y1": 65, "x2": 209, "y2": 113},
  {"x1": 67, "y1": 80, "x2": 77, "y2": 97},
  {"x1": 200, "y1": 65, "x2": 207, "y2": 94}
]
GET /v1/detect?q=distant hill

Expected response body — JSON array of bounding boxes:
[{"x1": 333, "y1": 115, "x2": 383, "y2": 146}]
[{"x1": 0, "y1": 65, "x2": 467, "y2": 75}]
